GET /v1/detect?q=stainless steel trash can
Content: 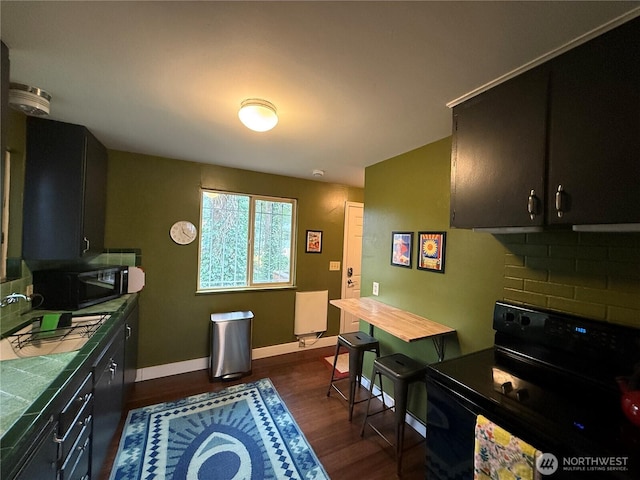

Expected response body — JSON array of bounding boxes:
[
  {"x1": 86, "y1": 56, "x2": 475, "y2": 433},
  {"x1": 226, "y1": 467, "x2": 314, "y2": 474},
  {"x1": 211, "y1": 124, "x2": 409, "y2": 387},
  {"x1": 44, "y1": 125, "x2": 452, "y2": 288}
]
[{"x1": 209, "y1": 311, "x2": 254, "y2": 381}]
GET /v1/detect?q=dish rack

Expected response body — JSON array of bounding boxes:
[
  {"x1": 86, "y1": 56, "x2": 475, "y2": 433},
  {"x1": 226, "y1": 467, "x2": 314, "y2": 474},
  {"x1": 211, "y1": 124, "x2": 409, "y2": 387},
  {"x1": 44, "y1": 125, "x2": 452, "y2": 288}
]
[{"x1": 6, "y1": 314, "x2": 109, "y2": 357}]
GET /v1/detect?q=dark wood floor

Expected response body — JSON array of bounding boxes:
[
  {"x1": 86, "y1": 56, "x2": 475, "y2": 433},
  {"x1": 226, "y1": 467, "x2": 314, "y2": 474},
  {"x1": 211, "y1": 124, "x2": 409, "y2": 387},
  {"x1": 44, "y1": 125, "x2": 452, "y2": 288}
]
[{"x1": 100, "y1": 346, "x2": 426, "y2": 479}]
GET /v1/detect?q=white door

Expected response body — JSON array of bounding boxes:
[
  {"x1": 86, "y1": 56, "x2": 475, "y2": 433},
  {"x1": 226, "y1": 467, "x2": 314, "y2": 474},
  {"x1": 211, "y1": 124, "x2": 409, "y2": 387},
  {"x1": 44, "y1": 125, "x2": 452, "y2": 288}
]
[{"x1": 340, "y1": 202, "x2": 364, "y2": 333}]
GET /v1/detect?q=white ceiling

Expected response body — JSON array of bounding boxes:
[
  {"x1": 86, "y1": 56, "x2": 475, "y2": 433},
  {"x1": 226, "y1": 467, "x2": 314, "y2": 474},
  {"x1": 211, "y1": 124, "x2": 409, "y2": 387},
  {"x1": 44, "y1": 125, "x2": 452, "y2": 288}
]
[{"x1": 2, "y1": 1, "x2": 639, "y2": 188}]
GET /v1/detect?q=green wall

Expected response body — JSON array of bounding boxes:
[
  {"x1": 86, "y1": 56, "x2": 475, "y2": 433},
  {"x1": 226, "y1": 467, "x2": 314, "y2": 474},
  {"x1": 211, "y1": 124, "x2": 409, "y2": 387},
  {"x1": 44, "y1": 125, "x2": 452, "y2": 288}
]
[
  {"x1": 361, "y1": 138, "x2": 507, "y2": 418},
  {"x1": 361, "y1": 136, "x2": 640, "y2": 422},
  {"x1": 105, "y1": 150, "x2": 363, "y2": 368},
  {"x1": 362, "y1": 137, "x2": 507, "y2": 357}
]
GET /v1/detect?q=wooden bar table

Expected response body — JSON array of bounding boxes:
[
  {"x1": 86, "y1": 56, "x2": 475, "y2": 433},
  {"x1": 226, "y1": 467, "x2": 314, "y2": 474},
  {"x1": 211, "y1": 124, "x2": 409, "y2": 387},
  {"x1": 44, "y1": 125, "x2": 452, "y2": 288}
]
[{"x1": 329, "y1": 297, "x2": 455, "y2": 361}]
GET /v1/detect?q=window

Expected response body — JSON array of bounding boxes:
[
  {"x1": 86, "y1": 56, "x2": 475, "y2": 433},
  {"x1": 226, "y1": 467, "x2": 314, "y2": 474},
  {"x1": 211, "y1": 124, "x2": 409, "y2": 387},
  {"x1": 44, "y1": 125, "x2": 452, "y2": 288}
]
[{"x1": 198, "y1": 190, "x2": 296, "y2": 291}]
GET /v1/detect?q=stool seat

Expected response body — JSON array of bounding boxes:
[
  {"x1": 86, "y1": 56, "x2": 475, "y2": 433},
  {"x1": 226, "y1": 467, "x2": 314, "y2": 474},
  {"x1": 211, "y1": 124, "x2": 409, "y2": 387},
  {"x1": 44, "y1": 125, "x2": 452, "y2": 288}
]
[
  {"x1": 360, "y1": 353, "x2": 427, "y2": 476},
  {"x1": 338, "y1": 331, "x2": 378, "y2": 349},
  {"x1": 372, "y1": 353, "x2": 426, "y2": 381},
  {"x1": 327, "y1": 331, "x2": 384, "y2": 421}
]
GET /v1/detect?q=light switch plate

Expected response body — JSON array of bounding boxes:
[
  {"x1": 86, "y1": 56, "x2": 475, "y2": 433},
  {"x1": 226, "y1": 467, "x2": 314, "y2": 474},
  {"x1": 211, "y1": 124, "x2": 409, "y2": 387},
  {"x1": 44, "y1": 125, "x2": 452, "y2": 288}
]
[
  {"x1": 372, "y1": 282, "x2": 379, "y2": 296},
  {"x1": 329, "y1": 261, "x2": 341, "y2": 271}
]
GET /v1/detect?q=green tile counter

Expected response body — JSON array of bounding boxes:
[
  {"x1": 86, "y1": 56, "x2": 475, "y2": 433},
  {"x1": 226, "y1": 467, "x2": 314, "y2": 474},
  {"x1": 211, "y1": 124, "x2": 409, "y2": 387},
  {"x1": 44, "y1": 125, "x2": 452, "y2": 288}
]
[
  {"x1": 0, "y1": 352, "x2": 77, "y2": 435},
  {"x1": 0, "y1": 294, "x2": 137, "y2": 479}
]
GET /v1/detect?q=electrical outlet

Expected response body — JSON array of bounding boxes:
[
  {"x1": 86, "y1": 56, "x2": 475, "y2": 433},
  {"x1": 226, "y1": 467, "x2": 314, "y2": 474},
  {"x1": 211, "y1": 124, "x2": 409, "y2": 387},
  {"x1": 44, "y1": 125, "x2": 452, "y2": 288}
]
[
  {"x1": 372, "y1": 282, "x2": 379, "y2": 296},
  {"x1": 329, "y1": 261, "x2": 341, "y2": 271},
  {"x1": 25, "y1": 284, "x2": 33, "y2": 297}
]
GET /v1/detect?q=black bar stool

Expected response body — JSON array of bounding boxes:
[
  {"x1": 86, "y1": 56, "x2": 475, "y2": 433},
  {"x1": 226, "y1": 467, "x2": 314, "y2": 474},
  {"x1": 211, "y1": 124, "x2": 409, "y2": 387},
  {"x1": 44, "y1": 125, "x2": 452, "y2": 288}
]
[
  {"x1": 327, "y1": 331, "x2": 384, "y2": 421},
  {"x1": 360, "y1": 353, "x2": 427, "y2": 475}
]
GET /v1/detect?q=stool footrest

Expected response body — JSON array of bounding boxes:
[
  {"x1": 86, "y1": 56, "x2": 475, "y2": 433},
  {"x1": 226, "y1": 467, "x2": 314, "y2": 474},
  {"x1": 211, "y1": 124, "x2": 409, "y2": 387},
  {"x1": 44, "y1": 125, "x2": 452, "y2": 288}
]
[
  {"x1": 330, "y1": 383, "x2": 383, "y2": 406},
  {"x1": 367, "y1": 422, "x2": 394, "y2": 448}
]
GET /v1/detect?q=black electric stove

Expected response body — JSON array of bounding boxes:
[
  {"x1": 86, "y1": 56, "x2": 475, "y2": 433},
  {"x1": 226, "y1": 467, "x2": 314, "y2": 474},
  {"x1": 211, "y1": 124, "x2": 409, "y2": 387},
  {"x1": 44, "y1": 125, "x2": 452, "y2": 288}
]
[{"x1": 426, "y1": 302, "x2": 640, "y2": 480}]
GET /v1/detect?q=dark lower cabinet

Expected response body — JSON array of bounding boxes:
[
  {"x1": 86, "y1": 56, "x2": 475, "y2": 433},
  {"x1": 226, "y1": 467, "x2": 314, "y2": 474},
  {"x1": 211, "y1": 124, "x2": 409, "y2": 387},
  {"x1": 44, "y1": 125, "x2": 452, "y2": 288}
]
[
  {"x1": 8, "y1": 298, "x2": 139, "y2": 480},
  {"x1": 14, "y1": 372, "x2": 93, "y2": 480},
  {"x1": 14, "y1": 420, "x2": 58, "y2": 480},
  {"x1": 123, "y1": 300, "x2": 139, "y2": 400},
  {"x1": 57, "y1": 372, "x2": 93, "y2": 480},
  {"x1": 91, "y1": 327, "x2": 125, "y2": 480}
]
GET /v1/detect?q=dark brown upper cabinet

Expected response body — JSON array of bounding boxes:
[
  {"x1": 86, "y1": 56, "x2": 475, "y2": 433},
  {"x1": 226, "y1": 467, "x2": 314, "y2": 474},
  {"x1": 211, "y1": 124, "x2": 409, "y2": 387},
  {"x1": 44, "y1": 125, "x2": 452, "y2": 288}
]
[
  {"x1": 547, "y1": 18, "x2": 640, "y2": 227},
  {"x1": 23, "y1": 117, "x2": 107, "y2": 260},
  {"x1": 450, "y1": 65, "x2": 549, "y2": 229},
  {"x1": 450, "y1": 17, "x2": 639, "y2": 230}
]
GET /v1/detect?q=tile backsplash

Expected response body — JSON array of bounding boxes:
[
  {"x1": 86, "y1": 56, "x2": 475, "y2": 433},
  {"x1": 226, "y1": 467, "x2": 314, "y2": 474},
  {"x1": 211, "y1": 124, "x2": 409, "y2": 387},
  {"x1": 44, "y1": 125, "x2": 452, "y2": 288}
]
[{"x1": 500, "y1": 232, "x2": 640, "y2": 326}]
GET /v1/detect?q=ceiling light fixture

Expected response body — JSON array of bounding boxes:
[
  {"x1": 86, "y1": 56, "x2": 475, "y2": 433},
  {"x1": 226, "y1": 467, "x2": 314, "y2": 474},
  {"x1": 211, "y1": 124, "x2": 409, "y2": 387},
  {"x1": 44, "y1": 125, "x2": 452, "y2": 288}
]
[
  {"x1": 238, "y1": 98, "x2": 278, "y2": 132},
  {"x1": 312, "y1": 169, "x2": 325, "y2": 177},
  {"x1": 9, "y1": 83, "x2": 51, "y2": 116}
]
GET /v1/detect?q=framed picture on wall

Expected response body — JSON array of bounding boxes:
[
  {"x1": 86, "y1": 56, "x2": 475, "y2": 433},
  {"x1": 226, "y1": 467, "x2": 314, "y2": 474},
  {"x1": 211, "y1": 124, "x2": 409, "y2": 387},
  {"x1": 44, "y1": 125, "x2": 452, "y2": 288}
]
[
  {"x1": 417, "y1": 231, "x2": 446, "y2": 273},
  {"x1": 305, "y1": 230, "x2": 323, "y2": 253},
  {"x1": 390, "y1": 231, "x2": 413, "y2": 268}
]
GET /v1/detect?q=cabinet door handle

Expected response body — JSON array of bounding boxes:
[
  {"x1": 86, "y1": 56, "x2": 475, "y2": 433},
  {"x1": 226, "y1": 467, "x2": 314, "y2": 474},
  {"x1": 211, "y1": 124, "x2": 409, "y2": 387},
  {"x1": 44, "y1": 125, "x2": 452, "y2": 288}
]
[
  {"x1": 78, "y1": 414, "x2": 92, "y2": 428},
  {"x1": 126, "y1": 325, "x2": 132, "y2": 340},
  {"x1": 83, "y1": 237, "x2": 90, "y2": 253},
  {"x1": 527, "y1": 189, "x2": 538, "y2": 220},
  {"x1": 76, "y1": 392, "x2": 91, "y2": 404},
  {"x1": 77, "y1": 436, "x2": 90, "y2": 453},
  {"x1": 109, "y1": 361, "x2": 118, "y2": 380},
  {"x1": 555, "y1": 185, "x2": 565, "y2": 218}
]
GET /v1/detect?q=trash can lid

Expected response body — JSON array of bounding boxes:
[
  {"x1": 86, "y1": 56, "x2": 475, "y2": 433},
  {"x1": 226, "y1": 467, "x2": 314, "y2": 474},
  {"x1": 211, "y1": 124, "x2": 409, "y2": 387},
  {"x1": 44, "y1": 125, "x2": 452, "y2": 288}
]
[{"x1": 210, "y1": 311, "x2": 254, "y2": 322}]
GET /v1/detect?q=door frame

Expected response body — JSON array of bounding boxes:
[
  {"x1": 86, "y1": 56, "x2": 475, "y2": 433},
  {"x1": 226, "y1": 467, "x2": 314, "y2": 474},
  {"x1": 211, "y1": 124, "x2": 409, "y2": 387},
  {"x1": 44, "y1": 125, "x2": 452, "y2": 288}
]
[{"x1": 340, "y1": 201, "x2": 364, "y2": 333}]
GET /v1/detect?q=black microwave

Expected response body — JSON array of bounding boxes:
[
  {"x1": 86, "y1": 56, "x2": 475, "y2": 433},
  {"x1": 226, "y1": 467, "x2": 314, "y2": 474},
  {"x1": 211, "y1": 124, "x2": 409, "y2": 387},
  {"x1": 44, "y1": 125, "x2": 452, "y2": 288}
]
[{"x1": 33, "y1": 265, "x2": 128, "y2": 310}]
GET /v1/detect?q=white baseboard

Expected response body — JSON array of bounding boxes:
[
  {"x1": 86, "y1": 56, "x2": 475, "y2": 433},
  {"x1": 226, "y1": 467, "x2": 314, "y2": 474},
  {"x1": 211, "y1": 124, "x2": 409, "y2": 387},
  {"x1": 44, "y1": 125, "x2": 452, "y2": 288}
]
[
  {"x1": 252, "y1": 335, "x2": 337, "y2": 359},
  {"x1": 135, "y1": 335, "x2": 338, "y2": 382},
  {"x1": 134, "y1": 335, "x2": 425, "y2": 438}
]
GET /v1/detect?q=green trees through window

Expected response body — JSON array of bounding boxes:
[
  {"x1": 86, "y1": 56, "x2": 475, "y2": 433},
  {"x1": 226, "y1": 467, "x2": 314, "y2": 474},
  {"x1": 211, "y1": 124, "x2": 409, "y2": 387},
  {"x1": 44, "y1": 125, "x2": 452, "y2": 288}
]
[{"x1": 199, "y1": 190, "x2": 296, "y2": 290}]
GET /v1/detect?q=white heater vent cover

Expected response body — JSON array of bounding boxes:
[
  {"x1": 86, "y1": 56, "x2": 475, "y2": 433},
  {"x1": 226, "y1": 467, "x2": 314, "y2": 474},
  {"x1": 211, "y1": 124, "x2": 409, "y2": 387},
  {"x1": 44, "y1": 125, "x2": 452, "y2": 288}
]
[{"x1": 9, "y1": 83, "x2": 51, "y2": 116}]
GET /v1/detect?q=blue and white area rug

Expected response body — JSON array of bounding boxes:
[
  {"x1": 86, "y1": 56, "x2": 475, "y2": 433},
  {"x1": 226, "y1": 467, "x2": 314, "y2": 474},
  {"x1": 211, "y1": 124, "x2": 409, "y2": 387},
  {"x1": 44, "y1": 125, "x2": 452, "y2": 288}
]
[{"x1": 109, "y1": 378, "x2": 329, "y2": 480}]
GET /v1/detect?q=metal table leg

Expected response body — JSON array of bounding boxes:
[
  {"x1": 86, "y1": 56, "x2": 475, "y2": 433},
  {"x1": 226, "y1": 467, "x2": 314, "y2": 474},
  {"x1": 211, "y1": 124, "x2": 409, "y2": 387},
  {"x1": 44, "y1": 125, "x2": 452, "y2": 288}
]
[{"x1": 432, "y1": 336, "x2": 446, "y2": 362}]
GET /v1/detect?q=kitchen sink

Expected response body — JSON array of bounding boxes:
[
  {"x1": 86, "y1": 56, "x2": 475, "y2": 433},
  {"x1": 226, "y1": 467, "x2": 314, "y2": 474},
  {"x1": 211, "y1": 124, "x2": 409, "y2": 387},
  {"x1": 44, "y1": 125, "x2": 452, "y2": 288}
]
[{"x1": 0, "y1": 314, "x2": 111, "y2": 361}]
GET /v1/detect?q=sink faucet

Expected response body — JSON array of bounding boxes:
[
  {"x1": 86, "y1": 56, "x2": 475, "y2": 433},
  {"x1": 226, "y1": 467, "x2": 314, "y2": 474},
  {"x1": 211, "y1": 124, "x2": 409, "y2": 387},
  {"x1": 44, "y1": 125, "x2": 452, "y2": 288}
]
[{"x1": 0, "y1": 293, "x2": 32, "y2": 308}]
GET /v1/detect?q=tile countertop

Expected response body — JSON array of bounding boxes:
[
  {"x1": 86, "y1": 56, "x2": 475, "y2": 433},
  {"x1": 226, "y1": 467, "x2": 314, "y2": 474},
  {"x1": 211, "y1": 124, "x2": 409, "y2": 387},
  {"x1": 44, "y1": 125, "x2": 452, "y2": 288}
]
[{"x1": 0, "y1": 295, "x2": 136, "y2": 449}]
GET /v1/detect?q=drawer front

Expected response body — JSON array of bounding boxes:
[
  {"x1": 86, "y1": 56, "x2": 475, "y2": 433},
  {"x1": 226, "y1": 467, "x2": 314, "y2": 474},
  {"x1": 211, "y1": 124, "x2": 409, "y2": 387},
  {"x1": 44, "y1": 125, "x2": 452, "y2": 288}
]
[
  {"x1": 58, "y1": 372, "x2": 92, "y2": 437},
  {"x1": 57, "y1": 399, "x2": 92, "y2": 463},
  {"x1": 58, "y1": 420, "x2": 91, "y2": 480}
]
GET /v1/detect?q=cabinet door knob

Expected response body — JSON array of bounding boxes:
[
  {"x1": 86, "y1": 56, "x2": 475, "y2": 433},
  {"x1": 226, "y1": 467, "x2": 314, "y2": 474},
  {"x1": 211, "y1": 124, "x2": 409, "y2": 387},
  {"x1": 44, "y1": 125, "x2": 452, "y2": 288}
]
[
  {"x1": 555, "y1": 185, "x2": 565, "y2": 218},
  {"x1": 527, "y1": 189, "x2": 538, "y2": 220}
]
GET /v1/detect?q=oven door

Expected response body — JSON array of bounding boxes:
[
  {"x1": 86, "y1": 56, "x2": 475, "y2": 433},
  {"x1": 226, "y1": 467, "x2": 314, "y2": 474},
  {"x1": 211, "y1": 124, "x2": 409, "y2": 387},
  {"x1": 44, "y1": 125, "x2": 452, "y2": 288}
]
[
  {"x1": 426, "y1": 376, "x2": 477, "y2": 479},
  {"x1": 426, "y1": 373, "x2": 637, "y2": 480}
]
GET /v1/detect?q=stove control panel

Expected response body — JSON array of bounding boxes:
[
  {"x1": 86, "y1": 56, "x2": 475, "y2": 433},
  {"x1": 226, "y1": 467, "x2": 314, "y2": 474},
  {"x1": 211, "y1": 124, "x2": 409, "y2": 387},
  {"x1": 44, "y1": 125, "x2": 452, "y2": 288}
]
[{"x1": 493, "y1": 301, "x2": 640, "y2": 367}]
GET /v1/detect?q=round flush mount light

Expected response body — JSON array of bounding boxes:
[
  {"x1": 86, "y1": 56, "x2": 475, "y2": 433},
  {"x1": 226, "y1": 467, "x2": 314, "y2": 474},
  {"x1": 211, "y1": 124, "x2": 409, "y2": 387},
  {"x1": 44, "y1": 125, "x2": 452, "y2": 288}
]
[
  {"x1": 9, "y1": 83, "x2": 51, "y2": 116},
  {"x1": 312, "y1": 169, "x2": 325, "y2": 177},
  {"x1": 238, "y1": 98, "x2": 278, "y2": 132}
]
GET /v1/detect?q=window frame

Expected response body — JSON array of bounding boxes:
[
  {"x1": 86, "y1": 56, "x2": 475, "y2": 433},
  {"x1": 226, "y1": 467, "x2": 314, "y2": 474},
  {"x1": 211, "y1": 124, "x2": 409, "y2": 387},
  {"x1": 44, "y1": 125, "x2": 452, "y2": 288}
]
[{"x1": 197, "y1": 189, "x2": 297, "y2": 292}]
